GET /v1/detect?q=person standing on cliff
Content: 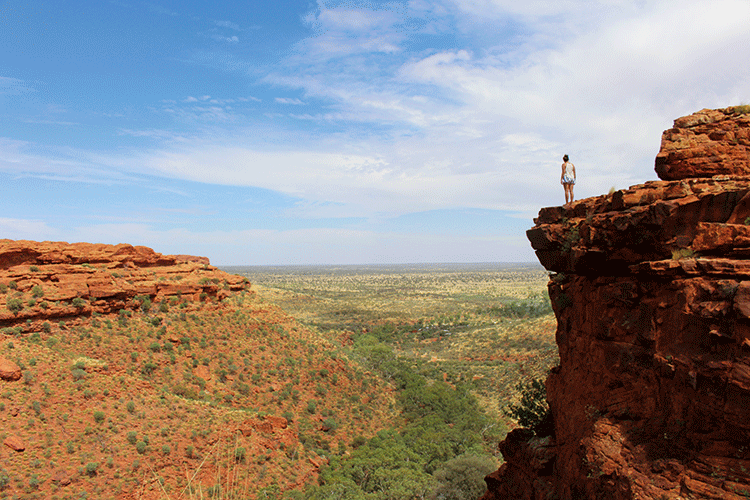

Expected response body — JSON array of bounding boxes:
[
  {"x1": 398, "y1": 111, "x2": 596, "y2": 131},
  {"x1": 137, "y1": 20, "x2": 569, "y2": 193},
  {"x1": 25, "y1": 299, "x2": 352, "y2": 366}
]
[{"x1": 561, "y1": 154, "x2": 576, "y2": 206}]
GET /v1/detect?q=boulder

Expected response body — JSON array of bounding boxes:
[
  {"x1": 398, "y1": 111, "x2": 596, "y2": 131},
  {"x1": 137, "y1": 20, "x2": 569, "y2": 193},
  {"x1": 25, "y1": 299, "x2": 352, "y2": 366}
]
[
  {"x1": 3, "y1": 435, "x2": 25, "y2": 451},
  {"x1": 0, "y1": 357, "x2": 21, "y2": 381}
]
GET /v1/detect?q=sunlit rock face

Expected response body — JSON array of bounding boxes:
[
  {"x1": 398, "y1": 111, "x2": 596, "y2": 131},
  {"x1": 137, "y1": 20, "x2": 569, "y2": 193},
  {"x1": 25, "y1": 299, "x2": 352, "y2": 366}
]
[
  {"x1": 655, "y1": 107, "x2": 750, "y2": 180},
  {"x1": 482, "y1": 107, "x2": 750, "y2": 500},
  {"x1": 0, "y1": 240, "x2": 248, "y2": 331}
]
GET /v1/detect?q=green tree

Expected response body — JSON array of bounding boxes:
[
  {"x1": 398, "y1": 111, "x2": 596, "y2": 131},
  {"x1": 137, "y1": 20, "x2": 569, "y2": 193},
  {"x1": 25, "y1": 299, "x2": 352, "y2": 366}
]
[
  {"x1": 504, "y1": 378, "x2": 552, "y2": 435},
  {"x1": 429, "y1": 454, "x2": 497, "y2": 500}
]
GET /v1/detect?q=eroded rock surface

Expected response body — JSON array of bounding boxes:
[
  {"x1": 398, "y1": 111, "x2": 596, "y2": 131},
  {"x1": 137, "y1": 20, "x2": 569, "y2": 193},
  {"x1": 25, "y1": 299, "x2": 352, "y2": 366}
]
[
  {"x1": 655, "y1": 107, "x2": 750, "y2": 180},
  {"x1": 0, "y1": 240, "x2": 248, "y2": 332},
  {"x1": 0, "y1": 357, "x2": 21, "y2": 381},
  {"x1": 483, "y1": 108, "x2": 750, "y2": 500}
]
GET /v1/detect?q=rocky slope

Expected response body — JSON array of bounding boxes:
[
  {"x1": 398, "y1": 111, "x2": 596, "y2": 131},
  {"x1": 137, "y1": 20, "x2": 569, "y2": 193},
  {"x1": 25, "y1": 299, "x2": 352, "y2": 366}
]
[
  {"x1": 482, "y1": 107, "x2": 750, "y2": 500},
  {"x1": 0, "y1": 240, "x2": 395, "y2": 499}
]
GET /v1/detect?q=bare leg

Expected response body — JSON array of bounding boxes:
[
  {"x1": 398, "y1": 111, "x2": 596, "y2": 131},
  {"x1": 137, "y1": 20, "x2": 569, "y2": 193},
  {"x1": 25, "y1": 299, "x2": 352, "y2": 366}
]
[
  {"x1": 569, "y1": 184, "x2": 574, "y2": 203},
  {"x1": 563, "y1": 184, "x2": 571, "y2": 205}
]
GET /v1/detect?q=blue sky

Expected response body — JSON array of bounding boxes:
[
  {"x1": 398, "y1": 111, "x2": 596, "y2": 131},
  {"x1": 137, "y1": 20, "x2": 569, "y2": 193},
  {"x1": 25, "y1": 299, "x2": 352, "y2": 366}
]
[{"x1": 2, "y1": 0, "x2": 750, "y2": 265}]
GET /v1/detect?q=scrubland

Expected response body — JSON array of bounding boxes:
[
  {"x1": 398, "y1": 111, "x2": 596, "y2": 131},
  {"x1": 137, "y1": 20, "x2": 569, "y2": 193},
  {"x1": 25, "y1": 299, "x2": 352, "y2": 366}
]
[
  {"x1": 0, "y1": 263, "x2": 557, "y2": 499},
  {"x1": 233, "y1": 263, "x2": 559, "y2": 499}
]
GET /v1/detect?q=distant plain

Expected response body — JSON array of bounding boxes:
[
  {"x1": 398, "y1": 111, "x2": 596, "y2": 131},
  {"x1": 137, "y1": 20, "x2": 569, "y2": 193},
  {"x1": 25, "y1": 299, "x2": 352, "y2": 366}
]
[{"x1": 226, "y1": 263, "x2": 559, "y2": 421}]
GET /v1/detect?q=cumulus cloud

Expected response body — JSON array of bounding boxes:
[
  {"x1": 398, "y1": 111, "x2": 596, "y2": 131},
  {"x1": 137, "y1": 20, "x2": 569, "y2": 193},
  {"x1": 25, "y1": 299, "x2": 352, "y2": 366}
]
[{"x1": 7, "y1": 0, "x2": 750, "y2": 235}]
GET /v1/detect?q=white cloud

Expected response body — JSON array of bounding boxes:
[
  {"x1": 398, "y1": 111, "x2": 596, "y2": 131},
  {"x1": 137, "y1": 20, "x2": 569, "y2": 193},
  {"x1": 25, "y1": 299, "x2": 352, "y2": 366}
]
[
  {"x1": 7, "y1": 0, "x2": 750, "y2": 243},
  {"x1": 0, "y1": 76, "x2": 34, "y2": 95},
  {"x1": 0, "y1": 218, "x2": 58, "y2": 240},
  {"x1": 65, "y1": 223, "x2": 534, "y2": 265},
  {"x1": 275, "y1": 97, "x2": 306, "y2": 105}
]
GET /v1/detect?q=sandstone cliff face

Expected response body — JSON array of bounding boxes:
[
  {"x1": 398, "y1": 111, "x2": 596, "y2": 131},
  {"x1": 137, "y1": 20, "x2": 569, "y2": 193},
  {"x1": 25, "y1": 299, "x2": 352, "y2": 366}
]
[
  {"x1": 0, "y1": 240, "x2": 248, "y2": 331},
  {"x1": 483, "y1": 108, "x2": 750, "y2": 500}
]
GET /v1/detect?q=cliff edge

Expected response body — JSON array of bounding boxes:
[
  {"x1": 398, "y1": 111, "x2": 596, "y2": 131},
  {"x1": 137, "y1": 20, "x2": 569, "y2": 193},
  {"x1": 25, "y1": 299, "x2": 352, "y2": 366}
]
[
  {"x1": 482, "y1": 107, "x2": 750, "y2": 500},
  {"x1": 0, "y1": 240, "x2": 248, "y2": 332}
]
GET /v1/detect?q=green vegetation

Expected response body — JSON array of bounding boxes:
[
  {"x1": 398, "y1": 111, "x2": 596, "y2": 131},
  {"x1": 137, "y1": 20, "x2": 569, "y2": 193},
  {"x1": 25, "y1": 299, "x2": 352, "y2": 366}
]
[
  {"x1": 234, "y1": 263, "x2": 558, "y2": 499},
  {"x1": 503, "y1": 378, "x2": 552, "y2": 435},
  {"x1": 0, "y1": 263, "x2": 556, "y2": 499},
  {"x1": 671, "y1": 248, "x2": 698, "y2": 260},
  {"x1": 6, "y1": 297, "x2": 23, "y2": 313}
]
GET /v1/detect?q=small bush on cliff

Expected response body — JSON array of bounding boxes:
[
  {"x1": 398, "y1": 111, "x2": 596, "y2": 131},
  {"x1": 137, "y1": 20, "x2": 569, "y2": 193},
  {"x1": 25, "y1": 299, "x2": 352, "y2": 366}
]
[
  {"x1": 6, "y1": 298, "x2": 23, "y2": 314},
  {"x1": 671, "y1": 248, "x2": 697, "y2": 260},
  {"x1": 504, "y1": 378, "x2": 553, "y2": 436}
]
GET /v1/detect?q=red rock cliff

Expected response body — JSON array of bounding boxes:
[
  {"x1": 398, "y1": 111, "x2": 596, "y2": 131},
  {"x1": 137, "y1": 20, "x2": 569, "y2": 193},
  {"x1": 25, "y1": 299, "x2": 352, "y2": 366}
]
[
  {"x1": 482, "y1": 108, "x2": 750, "y2": 500},
  {"x1": 0, "y1": 240, "x2": 248, "y2": 331}
]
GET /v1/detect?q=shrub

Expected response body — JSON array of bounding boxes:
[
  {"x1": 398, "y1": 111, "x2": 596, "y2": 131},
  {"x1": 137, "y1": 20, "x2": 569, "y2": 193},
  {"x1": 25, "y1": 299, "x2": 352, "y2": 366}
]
[
  {"x1": 136, "y1": 441, "x2": 147, "y2": 454},
  {"x1": 72, "y1": 297, "x2": 86, "y2": 308},
  {"x1": 322, "y1": 418, "x2": 338, "y2": 432},
  {"x1": 161, "y1": 444, "x2": 171, "y2": 455},
  {"x1": 84, "y1": 462, "x2": 99, "y2": 476},
  {"x1": 140, "y1": 298, "x2": 152, "y2": 314},
  {"x1": 126, "y1": 431, "x2": 138, "y2": 444},
  {"x1": 142, "y1": 361, "x2": 157, "y2": 376},
  {"x1": 42, "y1": 322, "x2": 51, "y2": 333},
  {"x1": 6, "y1": 298, "x2": 23, "y2": 313},
  {"x1": 31, "y1": 285, "x2": 44, "y2": 298},
  {"x1": 126, "y1": 401, "x2": 136, "y2": 413},
  {"x1": 504, "y1": 378, "x2": 552, "y2": 435},
  {"x1": 234, "y1": 447, "x2": 246, "y2": 462},
  {"x1": 306, "y1": 399, "x2": 317, "y2": 414},
  {"x1": 93, "y1": 411, "x2": 105, "y2": 424},
  {"x1": 430, "y1": 454, "x2": 498, "y2": 500},
  {"x1": 671, "y1": 248, "x2": 697, "y2": 260}
]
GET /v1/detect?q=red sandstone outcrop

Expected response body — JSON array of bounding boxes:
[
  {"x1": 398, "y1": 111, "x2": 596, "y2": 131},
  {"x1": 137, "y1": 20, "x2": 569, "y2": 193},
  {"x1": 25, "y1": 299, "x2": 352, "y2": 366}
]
[
  {"x1": 0, "y1": 240, "x2": 249, "y2": 331},
  {"x1": 483, "y1": 107, "x2": 750, "y2": 500},
  {"x1": 0, "y1": 357, "x2": 21, "y2": 381},
  {"x1": 3, "y1": 435, "x2": 25, "y2": 452},
  {"x1": 656, "y1": 107, "x2": 750, "y2": 180}
]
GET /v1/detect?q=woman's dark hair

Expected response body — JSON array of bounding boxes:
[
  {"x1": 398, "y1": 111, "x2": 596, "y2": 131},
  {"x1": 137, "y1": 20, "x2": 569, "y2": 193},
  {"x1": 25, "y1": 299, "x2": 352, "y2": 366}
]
[{"x1": 563, "y1": 154, "x2": 569, "y2": 162}]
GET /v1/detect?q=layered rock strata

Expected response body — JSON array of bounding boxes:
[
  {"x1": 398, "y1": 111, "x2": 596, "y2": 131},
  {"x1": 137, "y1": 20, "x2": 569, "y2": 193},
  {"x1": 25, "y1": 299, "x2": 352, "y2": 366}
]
[
  {"x1": 483, "y1": 108, "x2": 750, "y2": 500},
  {"x1": 656, "y1": 106, "x2": 750, "y2": 180},
  {"x1": 0, "y1": 240, "x2": 248, "y2": 331}
]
